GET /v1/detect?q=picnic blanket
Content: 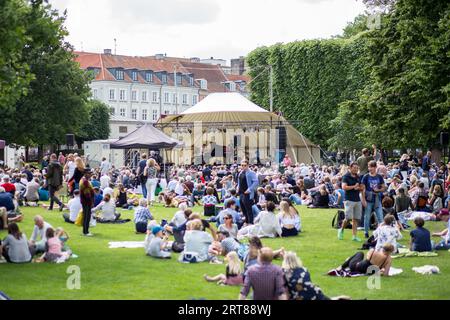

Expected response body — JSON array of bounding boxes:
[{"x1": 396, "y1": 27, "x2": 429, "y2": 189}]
[
  {"x1": 392, "y1": 248, "x2": 438, "y2": 259},
  {"x1": 412, "y1": 265, "x2": 440, "y2": 275},
  {"x1": 327, "y1": 267, "x2": 403, "y2": 277},
  {"x1": 98, "y1": 219, "x2": 131, "y2": 224},
  {"x1": 108, "y1": 241, "x2": 145, "y2": 249},
  {"x1": 397, "y1": 210, "x2": 436, "y2": 222}
]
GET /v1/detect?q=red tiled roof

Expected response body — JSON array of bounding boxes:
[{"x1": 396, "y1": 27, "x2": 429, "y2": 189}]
[
  {"x1": 73, "y1": 51, "x2": 248, "y2": 93},
  {"x1": 226, "y1": 74, "x2": 250, "y2": 82}
]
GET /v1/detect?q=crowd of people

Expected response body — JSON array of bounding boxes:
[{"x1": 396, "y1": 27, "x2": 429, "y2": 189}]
[{"x1": 0, "y1": 147, "x2": 449, "y2": 300}]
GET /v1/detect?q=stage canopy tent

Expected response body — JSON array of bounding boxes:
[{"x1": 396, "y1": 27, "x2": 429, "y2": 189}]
[
  {"x1": 158, "y1": 93, "x2": 321, "y2": 164},
  {"x1": 110, "y1": 123, "x2": 180, "y2": 150}
]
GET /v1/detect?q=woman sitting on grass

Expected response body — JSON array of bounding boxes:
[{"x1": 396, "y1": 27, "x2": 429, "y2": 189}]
[
  {"x1": 282, "y1": 251, "x2": 330, "y2": 300},
  {"x1": 373, "y1": 215, "x2": 402, "y2": 253},
  {"x1": 237, "y1": 202, "x2": 282, "y2": 240},
  {"x1": 277, "y1": 200, "x2": 300, "y2": 237},
  {"x1": 204, "y1": 251, "x2": 244, "y2": 286},
  {"x1": 92, "y1": 193, "x2": 121, "y2": 223},
  {"x1": 0, "y1": 223, "x2": 33, "y2": 264},
  {"x1": 218, "y1": 214, "x2": 238, "y2": 239}
]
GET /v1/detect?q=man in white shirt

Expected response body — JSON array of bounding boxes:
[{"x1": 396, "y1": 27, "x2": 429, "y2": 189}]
[
  {"x1": 175, "y1": 178, "x2": 186, "y2": 196},
  {"x1": 64, "y1": 190, "x2": 82, "y2": 223},
  {"x1": 29, "y1": 215, "x2": 53, "y2": 253},
  {"x1": 100, "y1": 174, "x2": 111, "y2": 190},
  {"x1": 103, "y1": 185, "x2": 114, "y2": 198},
  {"x1": 100, "y1": 157, "x2": 111, "y2": 176},
  {"x1": 170, "y1": 202, "x2": 188, "y2": 227},
  {"x1": 299, "y1": 163, "x2": 310, "y2": 177}
]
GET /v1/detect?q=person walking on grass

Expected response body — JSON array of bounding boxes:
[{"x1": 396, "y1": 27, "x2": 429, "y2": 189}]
[
  {"x1": 46, "y1": 154, "x2": 64, "y2": 211},
  {"x1": 338, "y1": 162, "x2": 363, "y2": 242},
  {"x1": 80, "y1": 168, "x2": 95, "y2": 237}
]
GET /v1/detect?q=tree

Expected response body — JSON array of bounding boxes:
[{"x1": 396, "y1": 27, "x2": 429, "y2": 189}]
[
  {"x1": 0, "y1": 0, "x2": 92, "y2": 147},
  {"x1": 77, "y1": 100, "x2": 111, "y2": 144},
  {"x1": 352, "y1": 0, "x2": 450, "y2": 149},
  {"x1": 0, "y1": 0, "x2": 33, "y2": 112}
]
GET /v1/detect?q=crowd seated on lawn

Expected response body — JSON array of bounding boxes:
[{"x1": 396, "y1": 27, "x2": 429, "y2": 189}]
[{"x1": 0, "y1": 149, "x2": 449, "y2": 301}]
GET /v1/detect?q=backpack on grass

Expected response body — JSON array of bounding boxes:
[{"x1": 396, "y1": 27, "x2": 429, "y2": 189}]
[{"x1": 332, "y1": 210, "x2": 352, "y2": 229}]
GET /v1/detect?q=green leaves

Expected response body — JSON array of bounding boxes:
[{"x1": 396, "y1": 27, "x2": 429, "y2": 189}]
[{"x1": 0, "y1": 0, "x2": 92, "y2": 147}]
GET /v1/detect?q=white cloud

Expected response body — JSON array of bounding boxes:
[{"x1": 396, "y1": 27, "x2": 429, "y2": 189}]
[{"x1": 50, "y1": 0, "x2": 366, "y2": 61}]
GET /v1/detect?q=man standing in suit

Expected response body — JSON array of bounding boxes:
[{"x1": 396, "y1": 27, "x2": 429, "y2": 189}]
[
  {"x1": 237, "y1": 160, "x2": 258, "y2": 225},
  {"x1": 46, "y1": 153, "x2": 64, "y2": 211}
]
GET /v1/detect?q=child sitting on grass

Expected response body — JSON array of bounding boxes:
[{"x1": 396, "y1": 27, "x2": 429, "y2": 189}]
[
  {"x1": 147, "y1": 226, "x2": 172, "y2": 259},
  {"x1": 410, "y1": 217, "x2": 432, "y2": 252},
  {"x1": 35, "y1": 227, "x2": 71, "y2": 263},
  {"x1": 204, "y1": 251, "x2": 243, "y2": 286}
]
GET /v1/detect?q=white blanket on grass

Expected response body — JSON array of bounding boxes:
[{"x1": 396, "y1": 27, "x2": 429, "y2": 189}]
[
  {"x1": 108, "y1": 241, "x2": 145, "y2": 249},
  {"x1": 412, "y1": 265, "x2": 440, "y2": 275}
]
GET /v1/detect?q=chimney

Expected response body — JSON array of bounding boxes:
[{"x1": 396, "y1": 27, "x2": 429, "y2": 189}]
[
  {"x1": 104, "y1": 49, "x2": 112, "y2": 55},
  {"x1": 190, "y1": 57, "x2": 200, "y2": 63},
  {"x1": 155, "y1": 53, "x2": 165, "y2": 60}
]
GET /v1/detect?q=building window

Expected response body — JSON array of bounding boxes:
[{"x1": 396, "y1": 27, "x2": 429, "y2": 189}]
[
  {"x1": 132, "y1": 71, "x2": 138, "y2": 81},
  {"x1": 152, "y1": 110, "x2": 158, "y2": 121},
  {"x1": 176, "y1": 74, "x2": 182, "y2": 85},
  {"x1": 199, "y1": 79, "x2": 207, "y2": 90},
  {"x1": 109, "y1": 89, "x2": 115, "y2": 100},
  {"x1": 164, "y1": 110, "x2": 169, "y2": 114},
  {"x1": 182, "y1": 94, "x2": 188, "y2": 105},
  {"x1": 119, "y1": 126, "x2": 128, "y2": 133},
  {"x1": 164, "y1": 92, "x2": 170, "y2": 104},
  {"x1": 142, "y1": 91, "x2": 147, "y2": 102},
  {"x1": 192, "y1": 95, "x2": 198, "y2": 105},
  {"x1": 145, "y1": 72, "x2": 153, "y2": 82},
  {"x1": 131, "y1": 90, "x2": 137, "y2": 101},
  {"x1": 142, "y1": 109, "x2": 148, "y2": 120},
  {"x1": 93, "y1": 89, "x2": 98, "y2": 99},
  {"x1": 131, "y1": 109, "x2": 137, "y2": 119},
  {"x1": 119, "y1": 89, "x2": 126, "y2": 101},
  {"x1": 162, "y1": 73, "x2": 167, "y2": 84},
  {"x1": 116, "y1": 70, "x2": 124, "y2": 80},
  {"x1": 110, "y1": 107, "x2": 115, "y2": 115},
  {"x1": 152, "y1": 92, "x2": 158, "y2": 103},
  {"x1": 120, "y1": 108, "x2": 126, "y2": 117},
  {"x1": 189, "y1": 76, "x2": 194, "y2": 86},
  {"x1": 172, "y1": 93, "x2": 177, "y2": 105}
]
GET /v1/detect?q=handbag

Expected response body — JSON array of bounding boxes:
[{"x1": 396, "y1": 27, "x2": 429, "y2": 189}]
[
  {"x1": 74, "y1": 209, "x2": 84, "y2": 226},
  {"x1": 179, "y1": 251, "x2": 199, "y2": 263}
]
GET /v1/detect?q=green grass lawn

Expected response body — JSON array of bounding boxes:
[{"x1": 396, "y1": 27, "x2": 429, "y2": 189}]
[{"x1": 0, "y1": 203, "x2": 449, "y2": 300}]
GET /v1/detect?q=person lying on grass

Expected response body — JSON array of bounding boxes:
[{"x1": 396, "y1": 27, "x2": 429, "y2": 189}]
[
  {"x1": 204, "y1": 251, "x2": 243, "y2": 286},
  {"x1": 339, "y1": 243, "x2": 394, "y2": 276}
]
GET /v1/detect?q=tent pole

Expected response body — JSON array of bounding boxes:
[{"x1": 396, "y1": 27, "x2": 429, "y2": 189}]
[{"x1": 299, "y1": 132, "x2": 317, "y2": 165}]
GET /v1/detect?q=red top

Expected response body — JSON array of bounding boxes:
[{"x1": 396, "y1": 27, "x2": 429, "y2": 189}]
[{"x1": 1, "y1": 183, "x2": 16, "y2": 194}]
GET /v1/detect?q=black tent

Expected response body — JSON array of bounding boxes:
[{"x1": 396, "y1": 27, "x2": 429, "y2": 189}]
[{"x1": 110, "y1": 123, "x2": 179, "y2": 150}]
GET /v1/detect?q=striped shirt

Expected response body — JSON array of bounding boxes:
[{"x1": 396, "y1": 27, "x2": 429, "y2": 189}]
[{"x1": 134, "y1": 206, "x2": 153, "y2": 224}]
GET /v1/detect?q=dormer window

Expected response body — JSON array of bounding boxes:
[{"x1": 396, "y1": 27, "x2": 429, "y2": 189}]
[
  {"x1": 145, "y1": 72, "x2": 153, "y2": 82},
  {"x1": 176, "y1": 74, "x2": 182, "y2": 85},
  {"x1": 162, "y1": 73, "x2": 167, "y2": 84},
  {"x1": 132, "y1": 71, "x2": 138, "y2": 81},
  {"x1": 116, "y1": 69, "x2": 124, "y2": 80},
  {"x1": 189, "y1": 76, "x2": 194, "y2": 86}
]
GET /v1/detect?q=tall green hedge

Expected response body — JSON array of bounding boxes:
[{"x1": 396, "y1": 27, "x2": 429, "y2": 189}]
[{"x1": 247, "y1": 34, "x2": 370, "y2": 148}]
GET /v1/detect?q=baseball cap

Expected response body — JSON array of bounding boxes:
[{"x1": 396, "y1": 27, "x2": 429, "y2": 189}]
[{"x1": 152, "y1": 226, "x2": 164, "y2": 235}]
